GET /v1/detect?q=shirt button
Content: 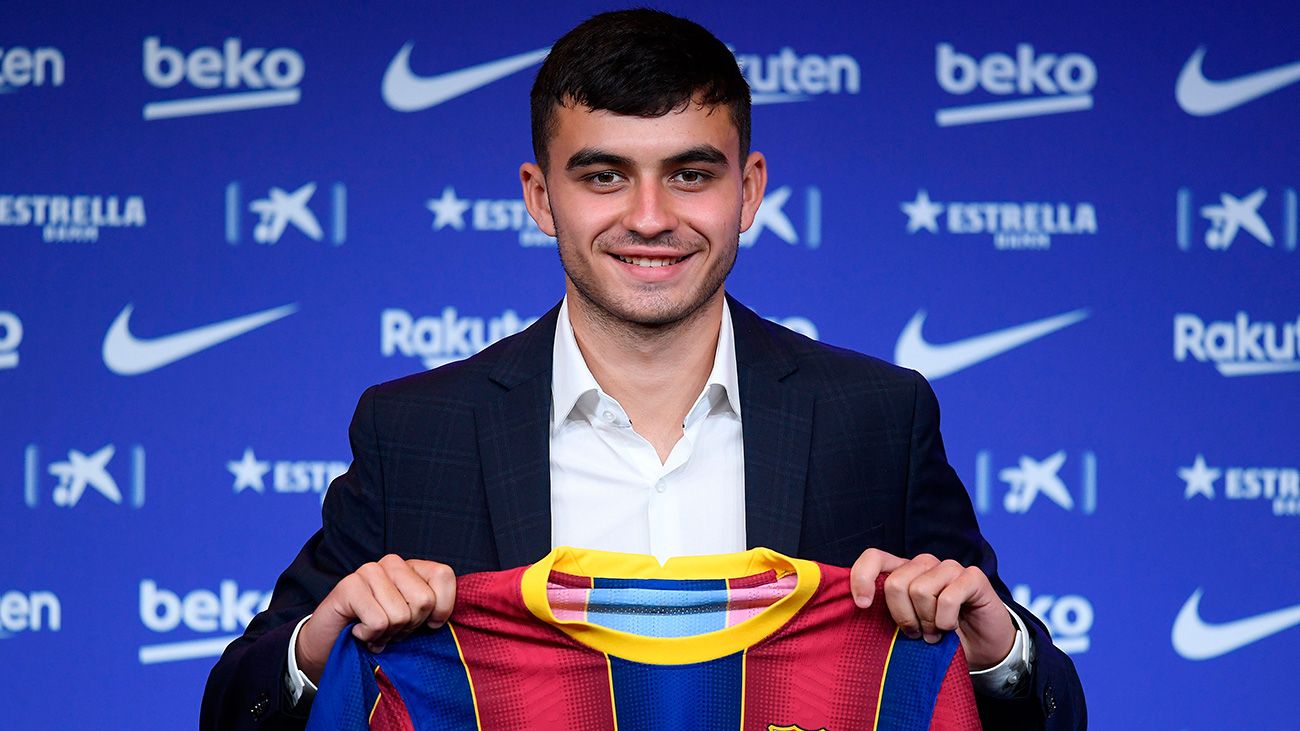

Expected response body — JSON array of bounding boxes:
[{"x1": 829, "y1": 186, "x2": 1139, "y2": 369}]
[
  {"x1": 602, "y1": 410, "x2": 615, "y2": 422},
  {"x1": 655, "y1": 479, "x2": 667, "y2": 493}
]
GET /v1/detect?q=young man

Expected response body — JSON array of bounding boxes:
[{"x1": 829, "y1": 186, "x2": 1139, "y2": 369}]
[{"x1": 202, "y1": 10, "x2": 1084, "y2": 729}]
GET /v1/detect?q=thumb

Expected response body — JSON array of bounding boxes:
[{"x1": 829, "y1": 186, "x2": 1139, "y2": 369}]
[{"x1": 850, "y1": 548, "x2": 906, "y2": 608}]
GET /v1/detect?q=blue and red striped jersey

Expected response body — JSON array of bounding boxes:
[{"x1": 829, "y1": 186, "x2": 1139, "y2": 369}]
[{"x1": 306, "y1": 547, "x2": 981, "y2": 730}]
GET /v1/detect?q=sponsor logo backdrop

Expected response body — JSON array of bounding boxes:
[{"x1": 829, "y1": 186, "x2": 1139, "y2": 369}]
[{"x1": 3, "y1": 1, "x2": 1297, "y2": 727}]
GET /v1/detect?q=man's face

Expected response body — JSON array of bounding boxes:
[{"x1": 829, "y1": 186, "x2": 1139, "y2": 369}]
[{"x1": 521, "y1": 102, "x2": 766, "y2": 329}]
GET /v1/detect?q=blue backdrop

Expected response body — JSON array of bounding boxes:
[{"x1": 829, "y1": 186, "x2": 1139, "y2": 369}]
[{"x1": 4, "y1": 2, "x2": 1298, "y2": 727}]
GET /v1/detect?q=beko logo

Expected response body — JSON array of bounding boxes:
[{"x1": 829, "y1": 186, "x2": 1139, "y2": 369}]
[
  {"x1": 137, "y1": 579, "x2": 270, "y2": 664},
  {"x1": 935, "y1": 43, "x2": 1096, "y2": 126},
  {"x1": 142, "y1": 37, "x2": 304, "y2": 120}
]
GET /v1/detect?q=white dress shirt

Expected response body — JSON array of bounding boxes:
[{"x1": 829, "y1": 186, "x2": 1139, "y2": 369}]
[
  {"x1": 549, "y1": 297, "x2": 746, "y2": 562},
  {"x1": 285, "y1": 296, "x2": 1028, "y2": 704}
]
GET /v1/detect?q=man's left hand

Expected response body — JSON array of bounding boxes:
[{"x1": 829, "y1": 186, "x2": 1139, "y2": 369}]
[{"x1": 850, "y1": 548, "x2": 1015, "y2": 671}]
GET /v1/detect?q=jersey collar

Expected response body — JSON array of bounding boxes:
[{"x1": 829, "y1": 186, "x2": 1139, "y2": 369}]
[{"x1": 520, "y1": 546, "x2": 820, "y2": 665}]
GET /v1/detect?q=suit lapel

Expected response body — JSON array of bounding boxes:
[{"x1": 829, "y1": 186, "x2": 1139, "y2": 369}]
[
  {"x1": 476, "y1": 302, "x2": 560, "y2": 570},
  {"x1": 729, "y1": 296, "x2": 815, "y2": 557}
]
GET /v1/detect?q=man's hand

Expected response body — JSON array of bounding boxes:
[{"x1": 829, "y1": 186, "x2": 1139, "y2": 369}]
[
  {"x1": 850, "y1": 548, "x2": 1014, "y2": 671},
  {"x1": 295, "y1": 555, "x2": 456, "y2": 685}
]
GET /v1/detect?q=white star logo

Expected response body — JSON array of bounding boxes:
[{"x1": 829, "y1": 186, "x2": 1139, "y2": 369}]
[
  {"x1": 228, "y1": 448, "x2": 270, "y2": 494},
  {"x1": 902, "y1": 190, "x2": 944, "y2": 234},
  {"x1": 426, "y1": 186, "x2": 471, "y2": 231},
  {"x1": 1179, "y1": 454, "x2": 1220, "y2": 500}
]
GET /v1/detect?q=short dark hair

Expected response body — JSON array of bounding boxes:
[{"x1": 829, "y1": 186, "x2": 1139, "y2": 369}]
[{"x1": 530, "y1": 9, "x2": 751, "y2": 171}]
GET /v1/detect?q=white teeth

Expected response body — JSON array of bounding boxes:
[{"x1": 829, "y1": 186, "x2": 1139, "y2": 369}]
[{"x1": 614, "y1": 254, "x2": 686, "y2": 268}]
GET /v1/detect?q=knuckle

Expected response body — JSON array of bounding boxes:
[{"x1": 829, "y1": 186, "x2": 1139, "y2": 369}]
[
  {"x1": 962, "y1": 566, "x2": 986, "y2": 585},
  {"x1": 392, "y1": 604, "x2": 413, "y2": 626},
  {"x1": 883, "y1": 573, "x2": 905, "y2": 594},
  {"x1": 410, "y1": 586, "x2": 436, "y2": 610},
  {"x1": 908, "y1": 580, "x2": 931, "y2": 602},
  {"x1": 430, "y1": 562, "x2": 455, "y2": 584},
  {"x1": 359, "y1": 605, "x2": 388, "y2": 631},
  {"x1": 378, "y1": 554, "x2": 405, "y2": 570}
]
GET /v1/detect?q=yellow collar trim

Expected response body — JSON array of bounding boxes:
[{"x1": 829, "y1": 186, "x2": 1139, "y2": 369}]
[{"x1": 521, "y1": 546, "x2": 820, "y2": 665}]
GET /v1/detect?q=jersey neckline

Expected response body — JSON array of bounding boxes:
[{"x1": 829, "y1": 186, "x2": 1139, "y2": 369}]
[{"x1": 520, "y1": 546, "x2": 821, "y2": 665}]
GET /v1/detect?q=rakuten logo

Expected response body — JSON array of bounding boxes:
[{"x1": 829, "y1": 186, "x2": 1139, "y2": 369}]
[
  {"x1": 0, "y1": 590, "x2": 61, "y2": 638},
  {"x1": 935, "y1": 43, "x2": 1096, "y2": 126},
  {"x1": 382, "y1": 307, "x2": 538, "y2": 369},
  {"x1": 0, "y1": 46, "x2": 64, "y2": 91},
  {"x1": 732, "y1": 47, "x2": 861, "y2": 104},
  {"x1": 142, "y1": 37, "x2": 304, "y2": 120},
  {"x1": 1175, "y1": 312, "x2": 1300, "y2": 376},
  {"x1": 137, "y1": 579, "x2": 270, "y2": 664}
]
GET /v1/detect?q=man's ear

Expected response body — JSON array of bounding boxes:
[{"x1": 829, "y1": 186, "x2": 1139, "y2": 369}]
[
  {"x1": 738, "y1": 151, "x2": 768, "y2": 233},
  {"x1": 520, "y1": 162, "x2": 556, "y2": 237}
]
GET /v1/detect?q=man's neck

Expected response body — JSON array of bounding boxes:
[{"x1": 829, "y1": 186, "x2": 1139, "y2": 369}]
[{"x1": 567, "y1": 288, "x2": 725, "y2": 461}]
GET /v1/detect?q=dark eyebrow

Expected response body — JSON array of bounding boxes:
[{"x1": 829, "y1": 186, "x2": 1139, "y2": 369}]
[
  {"x1": 565, "y1": 148, "x2": 633, "y2": 171},
  {"x1": 663, "y1": 145, "x2": 729, "y2": 168},
  {"x1": 565, "y1": 144, "x2": 731, "y2": 172}
]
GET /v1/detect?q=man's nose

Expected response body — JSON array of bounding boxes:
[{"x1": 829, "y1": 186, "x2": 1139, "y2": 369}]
[{"x1": 621, "y1": 181, "x2": 679, "y2": 240}]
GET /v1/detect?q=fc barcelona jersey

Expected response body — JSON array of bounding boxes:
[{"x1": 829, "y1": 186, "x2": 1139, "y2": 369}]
[{"x1": 306, "y1": 547, "x2": 981, "y2": 730}]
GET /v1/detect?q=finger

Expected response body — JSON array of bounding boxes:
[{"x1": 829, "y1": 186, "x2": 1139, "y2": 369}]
[
  {"x1": 934, "y1": 566, "x2": 985, "y2": 634},
  {"x1": 850, "y1": 548, "x2": 908, "y2": 608},
  {"x1": 908, "y1": 560, "x2": 965, "y2": 642},
  {"x1": 882, "y1": 554, "x2": 940, "y2": 639},
  {"x1": 381, "y1": 555, "x2": 438, "y2": 632},
  {"x1": 409, "y1": 560, "x2": 457, "y2": 628},
  {"x1": 341, "y1": 581, "x2": 390, "y2": 645},
  {"x1": 355, "y1": 561, "x2": 413, "y2": 641}
]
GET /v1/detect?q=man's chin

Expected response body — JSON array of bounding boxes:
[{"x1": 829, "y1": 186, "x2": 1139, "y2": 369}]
[{"x1": 595, "y1": 291, "x2": 724, "y2": 330}]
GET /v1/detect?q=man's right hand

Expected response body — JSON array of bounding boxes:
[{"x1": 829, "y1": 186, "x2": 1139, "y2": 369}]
[{"x1": 295, "y1": 554, "x2": 456, "y2": 685}]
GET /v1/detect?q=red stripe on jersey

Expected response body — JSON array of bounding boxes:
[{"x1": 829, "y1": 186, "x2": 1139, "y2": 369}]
[
  {"x1": 369, "y1": 666, "x2": 416, "y2": 731},
  {"x1": 928, "y1": 646, "x2": 980, "y2": 730},
  {"x1": 450, "y1": 567, "x2": 617, "y2": 729},
  {"x1": 740, "y1": 567, "x2": 902, "y2": 731}
]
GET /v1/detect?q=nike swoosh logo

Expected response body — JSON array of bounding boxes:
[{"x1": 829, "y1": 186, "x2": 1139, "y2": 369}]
[
  {"x1": 894, "y1": 309, "x2": 1089, "y2": 380},
  {"x1": 1176, "y1": 47, "x2": 1300, "y2": 116},
  {"x1": 382, "y1": 44, "x2": 550, "y2": 112},
  {"x1": 1172, "y1": 589, "x2": 1300, "y2": 660},
  {"x1": 102, "y1": 303, "x2": 297, "y2": 376}
]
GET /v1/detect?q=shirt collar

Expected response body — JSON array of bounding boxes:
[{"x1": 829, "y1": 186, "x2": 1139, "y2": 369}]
[{"x1": 550, "y1": 296, "x2": 741, "y2": 435}]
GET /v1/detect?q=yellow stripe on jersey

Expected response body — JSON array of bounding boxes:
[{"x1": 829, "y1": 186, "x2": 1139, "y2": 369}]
[
  {"x1": 605, "y1": 652, "x2": 620, "y2": 731},
  {"x1": 872, "y1": 626, "x2": 902, "y2": 731},
  {"x1": 367, "y1": 665, "x2": 383, "y2": 724},
  {"x1": 520, "y1": 546, "x2": 820, "y2": 666},
  {"x1": 738, "y1": 647, "x2": 750, "y2": 731},
  {"x1": 447, "y1": 623, "x2": 484, "y2": 731}
]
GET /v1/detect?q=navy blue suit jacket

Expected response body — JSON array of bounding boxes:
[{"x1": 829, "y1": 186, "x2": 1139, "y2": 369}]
[{"x1": 201, "y1": 296, "x2": 1085, "y2": 729}]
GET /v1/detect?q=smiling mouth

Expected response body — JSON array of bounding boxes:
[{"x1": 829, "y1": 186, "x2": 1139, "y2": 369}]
[{"x1": 611, "y1": 253, "x2": 692, "y2": 268}]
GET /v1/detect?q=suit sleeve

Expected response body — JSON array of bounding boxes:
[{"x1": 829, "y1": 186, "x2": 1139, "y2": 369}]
[
  {"x1": 904, "y1": 372, "x2": 1087, "y2": 730},
  {"x1": 200, "y1": 386, "x2": 388, "y2": 730}
]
